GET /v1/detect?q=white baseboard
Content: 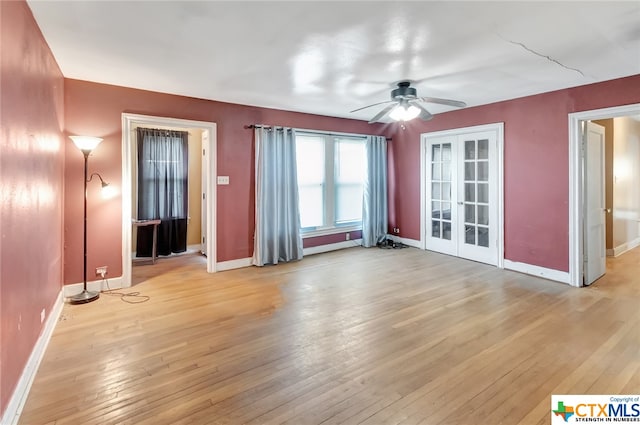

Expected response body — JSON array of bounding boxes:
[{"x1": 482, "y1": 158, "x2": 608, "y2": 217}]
[
  {"x1": 2, "y1": 290, "x2": 64, "y2": 425},
  {"x1": 187, "y1": 244, "x2": 201, "y2": 252},
  {"x1": 611, "y1": 237, "x2": 640, "y2": 257},
  {"x1": 218, "y1": 240, "x2": 363, "y2": 271},
  {"x1": 216, "y1": 257, "x2": 252, "y2": 271},
  {"x1": 303, "y1": 239, "x2": 362, "y2": 256},
  {"x1": 388, "y1": 235, "x2": 422, "y2": 249},
  {"x1": 503, "y1": 259, "x2": 570, "y2": 284},
  {"x1": 63, "y1": 276, "x2": 125, "y2": 298}
]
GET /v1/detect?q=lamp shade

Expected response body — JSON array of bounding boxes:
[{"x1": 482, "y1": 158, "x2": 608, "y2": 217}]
[
  {"x1": 70, "y1": 136, "x2": 103, "y2": 152},
  {"x1": 389, "y1": 104, "x2": 421, "y2": 122}
]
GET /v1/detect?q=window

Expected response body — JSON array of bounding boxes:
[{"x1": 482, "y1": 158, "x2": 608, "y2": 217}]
[{"x1": 296, "y1": 132, "x2": 366, "y2": 234}]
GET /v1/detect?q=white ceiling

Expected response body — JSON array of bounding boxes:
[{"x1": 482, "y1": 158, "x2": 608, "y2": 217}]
[{"x1": 28, "y1": 1, "x2": 640, "y2": 122}]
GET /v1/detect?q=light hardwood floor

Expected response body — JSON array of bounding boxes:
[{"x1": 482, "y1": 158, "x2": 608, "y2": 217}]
[{"x1": 19, "y1": 247, "x2": 639, "y2": 424}]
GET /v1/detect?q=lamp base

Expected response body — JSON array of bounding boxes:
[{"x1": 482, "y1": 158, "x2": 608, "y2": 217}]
[{"x1": 69, "y1": 290, "x2": 100, "y2": 304}]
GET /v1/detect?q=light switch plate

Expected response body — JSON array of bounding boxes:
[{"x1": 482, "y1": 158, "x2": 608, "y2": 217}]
[{"x1": 217, "y1": 176, "x2": 230, "y2": 185}]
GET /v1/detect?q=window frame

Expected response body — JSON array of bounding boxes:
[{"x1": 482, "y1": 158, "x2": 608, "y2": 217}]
[{"x1": 295, "y1": 131, "x2": 367, "y2": 238}]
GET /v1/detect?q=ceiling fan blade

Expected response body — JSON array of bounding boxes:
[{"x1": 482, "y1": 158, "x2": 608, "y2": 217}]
[
  {"x1": 368, "y1": 103, "x2": 397, "y2": 124},
  {"x1": 409, "y1": 100, "x2": 433, "y2": 121},
  {"x1": 350, "y1": 100, "x2": 395, "y2": 113},
  {"x1": 420, "y1": 97, "x2": 467, "y2": 108}
]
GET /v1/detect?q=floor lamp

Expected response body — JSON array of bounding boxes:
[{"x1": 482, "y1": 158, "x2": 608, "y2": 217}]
[{"x1": 69, "y1": 135, "x2": 106, "y2": 304}]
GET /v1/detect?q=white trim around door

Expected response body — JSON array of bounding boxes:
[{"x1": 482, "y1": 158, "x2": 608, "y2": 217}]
[
  {"x1": 121, "y1": 113, "x2": 218, "y2": 287},
  {"x1": 567, "y1": 103, "x2": 640, "y2": 287},
  {"x1": 420, "y1": 123, "x2": 504, "y2": 268}
]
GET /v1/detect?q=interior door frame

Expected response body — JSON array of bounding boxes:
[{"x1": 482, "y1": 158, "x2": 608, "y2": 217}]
[
  {"x1": 121, "y1": 113, "x2": 217, "y2": 287},
  {"x1": 201, "y1": 129, "x2": 209, "y2": 255},
  {"x1": 568, "y1": 103, "x2": 640, "y2": 287},
  {"x1": 420, "y1": 122, "x2": 505, "y2": 268}
]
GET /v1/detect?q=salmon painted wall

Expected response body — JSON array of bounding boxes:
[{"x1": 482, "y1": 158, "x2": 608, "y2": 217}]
[
  {"x1": 64, "y1": 80, "x2": 386, "y2": 284},
  {"x1": 388, "y1": 75, "x2": 640, "y2": 272},
  {"x1": 0, "y1": 1, "x2": 65, "y2": 416}
]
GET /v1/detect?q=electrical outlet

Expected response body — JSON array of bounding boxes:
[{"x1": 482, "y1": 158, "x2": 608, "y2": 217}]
[
  {"x1": 346, "y1": 233, "x2": 350, "y2": 241},
  {"x1": 96, "y1": 266, "x2": 108, "y2": 277},
  {"x1": 393, "y1": 227, "x2": 400, "y2": 234}
]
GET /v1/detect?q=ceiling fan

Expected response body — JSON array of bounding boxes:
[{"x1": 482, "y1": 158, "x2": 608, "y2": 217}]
[{"x1": 350, "y1": 81, "x2": 467, "y2": 124}]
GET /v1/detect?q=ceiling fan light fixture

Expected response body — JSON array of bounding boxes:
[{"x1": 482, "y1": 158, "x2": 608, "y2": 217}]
[{"x1": 389, "y1": 104, "x2": 421, "y2": 122}]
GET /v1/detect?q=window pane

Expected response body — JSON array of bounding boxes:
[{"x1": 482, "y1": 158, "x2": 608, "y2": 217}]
[
  {"x1": 465, "y1": 183, "x2": 475, "y2": 202},
  {"x1": 442, "y1": 143, "x2": 452, "y2": 161},
  {"x1": 465, "y1": 225, "x2": 476, "y2": 245},
  {"x1": 442, "y1": 161, "x2": 452, "y2": 181},
  {"x1": 477, "y1": 183, "x2": 489, "y2": 203},
  {"x1": 432, "y1": 144, "x2": 441, "y2": 161},
  {"x1": 432, "y1": 163, "x2": 441, "y2": 180},
  {"x1": 335, "y1": 184, "x2": 363, "y2": 223},
  {"x1": 477, "y1": 205, "x2": 489, "y2": 225},
  {"x1": 335, "y1": 139, "x2": 365, "y2": 224},
  {"x1": 478, "y1": 226, "x2": 489, "y2": 247},
  {"x1": 297, "y1": 135, "x2": 325, "y2": 228},
  {"x1": 442, "y1": 182, "x2": 451, "y2": 201},
  {"x1": 432, "y1": 182, "x2": 441, "y2": 200},
  {"x1": 478, "y1": 161, "x2": 488, "y2": 181},
  {"x1": 296, "y1": 134, "x2": 367, "y2": 231},
  {"x1": 465, "y1": 203, "x2": 475, "y2": 224},
  {"x1": 464, "y1": 162, "x2": 475, "y2": 181},
  {"x1": 298, "y1": 185, "x2": 324, "y2": 228},
  {"x1": 465, "y1": 140, "x2": 475, "y2": 160},
  {"x1": 432, "y1": 220, "x2": 441, "y2": 238},
  {"x1": 432, "y1": 201, "x2": 441, "y2": 219},
  {"x1": 442, "y1": 221, "x2": 451, "y2": 240},
  {"x1": 442, "y1": 202, "x2": 451, "y2": 220},
  {"x1": 478, "y1": 139, "x2": 489, "y2": 160},
  {"x1": 296, "y1": 136, "x2": 325, "y2": 184},
  {"x1": 335, "y1": 139, "x2": 366, "y2": 184}
]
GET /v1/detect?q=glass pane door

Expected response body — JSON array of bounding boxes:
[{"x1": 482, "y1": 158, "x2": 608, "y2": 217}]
[
  {"x1": 462, "y1": 138, "x2": 490, "y2": 247},
  {"x1": 431, "y1": 143, "x2": 452, "y2": 240},
  {"x1": 424, "y1": 128, "x2": 498, "y2": 266}
]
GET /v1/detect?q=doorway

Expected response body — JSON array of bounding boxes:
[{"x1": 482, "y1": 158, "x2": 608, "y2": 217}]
[
  {"x1": 131, "y1": 125, "x2": 203, "y2": 259},
  {"x1": 121, "y1": 113, "x2": 217, "y2": 288},
  {"x1": 568, "y1": 104, "x2": 640, "y2": 287},
  {"x1": 420, "y1": 123, "x2": 504, "y2": 267}
]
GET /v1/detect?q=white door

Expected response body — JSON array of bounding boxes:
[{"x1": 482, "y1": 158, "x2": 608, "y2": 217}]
[
  {"x1": 583, "y1": 121, "x2": 606, "y2": 285},
  {"x1": 425, "y1": 130, "x2": 499, "y2": 266},
  {"x1": 427, "y1": 137, "x2": 458, "y2": 256},
  {"x1": 201, "y1": 130, "x2": 209, "y2": 256},
  {"x1": 457, "y1": 133, "x2": 498, "y2": 265}
]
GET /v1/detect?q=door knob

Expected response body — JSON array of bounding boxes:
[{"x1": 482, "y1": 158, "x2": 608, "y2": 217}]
[
  {"x1": 457, "y1": 201, "x2": 464, "y2": 205},
  {"x1": 604, "y1": 208, "x2": 611, "y2": 213}
]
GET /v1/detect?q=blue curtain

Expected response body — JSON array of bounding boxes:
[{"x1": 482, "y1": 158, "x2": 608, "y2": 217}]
[
  {"x1": 137, "y1": 128, "x2": 189, "y2": 256},
  {"x1": 252, "y1": 127, "x2": 304, "y2": 266},
  {"x1": 362, "y1": 135, "x2": 388, "y2": 247}
]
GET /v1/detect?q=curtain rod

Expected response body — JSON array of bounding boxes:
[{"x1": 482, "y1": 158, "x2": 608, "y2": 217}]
[
  {"x1": 137, "y1": 127, "x2": 192, "y2": 136},
  {"x1": 245, "y1": 124, "x2": 391, "y2": 141},
  {"x1": 245, "y1": 125, "x2": 292, "y2": 131}
]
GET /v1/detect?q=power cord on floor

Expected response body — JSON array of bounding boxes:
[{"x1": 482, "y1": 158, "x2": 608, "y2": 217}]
[
  {"x1": 101, "y1": 277, "x2": 150, "y2": 304},
  {"x1": 377, "y1": 237, "x2": 409, "y2": 249}
]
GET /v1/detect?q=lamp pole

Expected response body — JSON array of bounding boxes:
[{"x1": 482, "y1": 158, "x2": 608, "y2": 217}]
[{"x1": 69, "y1": 145, "x2": 101, "y2": 304}]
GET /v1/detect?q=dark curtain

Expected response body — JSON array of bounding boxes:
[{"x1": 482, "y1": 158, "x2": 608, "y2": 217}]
[{"x1": 136, "y1": 128, "x2": 189, "y2": 257}]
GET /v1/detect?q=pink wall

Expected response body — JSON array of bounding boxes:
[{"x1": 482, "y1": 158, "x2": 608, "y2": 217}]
[
  {"x1": 64, "y1": 80, "x2": 386, "y2": 284},
  {"x1": 388, "y1": 75, "x2": 640, "y2": 272},
  {"x1": 0, "y1": 1, "x2": 66, "y2": 416}
]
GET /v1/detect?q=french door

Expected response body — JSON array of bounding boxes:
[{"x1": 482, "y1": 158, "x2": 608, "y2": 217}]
[{"x1": 423, "y1": 127, "x2": 500, "y2": 266}]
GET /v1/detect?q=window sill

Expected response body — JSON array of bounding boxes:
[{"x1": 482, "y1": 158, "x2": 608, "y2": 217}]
[{"x1": 301, "y1": 225, "x2": 361, "y2": 239}]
